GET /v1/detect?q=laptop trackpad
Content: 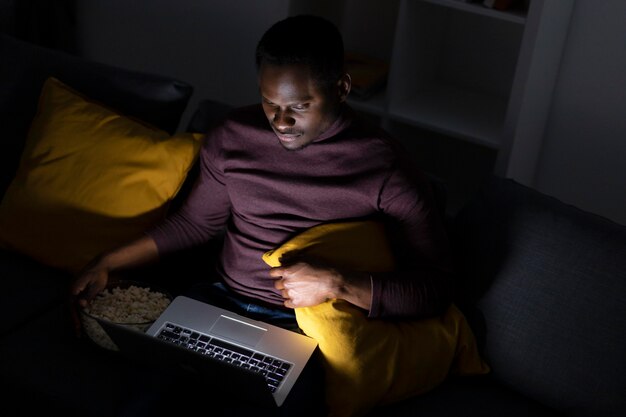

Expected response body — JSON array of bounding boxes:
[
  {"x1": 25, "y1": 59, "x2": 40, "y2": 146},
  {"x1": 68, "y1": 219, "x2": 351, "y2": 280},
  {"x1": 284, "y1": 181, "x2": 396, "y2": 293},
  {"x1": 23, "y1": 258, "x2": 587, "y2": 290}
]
[{"x1": 211, "y1": 315, "x2": 267, "y2": 347}]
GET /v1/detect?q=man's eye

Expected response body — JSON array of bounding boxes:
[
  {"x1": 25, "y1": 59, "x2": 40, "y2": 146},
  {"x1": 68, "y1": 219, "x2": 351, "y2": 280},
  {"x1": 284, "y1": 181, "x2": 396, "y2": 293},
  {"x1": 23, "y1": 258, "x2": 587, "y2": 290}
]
[{"x1": 292, "y1": 104, "x2": 308, "y2": 111}]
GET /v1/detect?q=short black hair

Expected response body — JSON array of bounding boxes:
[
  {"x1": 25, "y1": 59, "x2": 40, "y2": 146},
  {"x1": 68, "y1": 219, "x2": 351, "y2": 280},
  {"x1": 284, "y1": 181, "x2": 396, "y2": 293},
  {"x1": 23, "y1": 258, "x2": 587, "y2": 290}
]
[{"x1": 255, "y1": 15, "x2": 345, "y2": 92}]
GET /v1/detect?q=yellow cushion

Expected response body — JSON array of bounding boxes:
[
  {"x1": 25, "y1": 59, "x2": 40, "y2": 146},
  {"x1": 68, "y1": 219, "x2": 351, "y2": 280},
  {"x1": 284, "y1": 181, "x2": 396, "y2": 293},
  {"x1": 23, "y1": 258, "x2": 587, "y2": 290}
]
[
  {"x1": 263, "y1": 220, "x2": 490, "y2": 417},
  {"x1": 0, "y1": 77, "x2": 203, "y2": 273},
  {"x1": 263, "y1": 220, "x2": 395, "y2": 273}
]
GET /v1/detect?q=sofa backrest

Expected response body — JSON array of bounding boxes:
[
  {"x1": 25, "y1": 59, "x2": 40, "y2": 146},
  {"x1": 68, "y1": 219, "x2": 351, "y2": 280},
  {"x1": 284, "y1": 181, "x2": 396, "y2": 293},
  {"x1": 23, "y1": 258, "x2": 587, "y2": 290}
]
[
  {"x1": 0, "y1": 33, "x2": 193, "y2": 197},
  {"x1": 451, "y1": 176, "x2": 626, "y2": 417}
]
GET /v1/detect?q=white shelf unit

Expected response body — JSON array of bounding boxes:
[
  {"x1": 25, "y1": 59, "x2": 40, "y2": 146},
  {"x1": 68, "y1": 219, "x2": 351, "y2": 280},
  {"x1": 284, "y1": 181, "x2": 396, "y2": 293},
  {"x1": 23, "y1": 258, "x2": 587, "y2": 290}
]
[
  {"x1": 289, "y1": 0, "x2": 574, "y2": 185},
  {"x1": 387, "y1": 0, "x2": 525, "y2": 149}
]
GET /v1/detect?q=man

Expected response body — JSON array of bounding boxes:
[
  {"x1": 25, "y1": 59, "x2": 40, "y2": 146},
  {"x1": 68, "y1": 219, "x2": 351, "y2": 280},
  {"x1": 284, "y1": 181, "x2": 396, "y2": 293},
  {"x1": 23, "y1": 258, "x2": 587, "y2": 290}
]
[{"x1": 71, "y1": 14, "x2": 452, "y2": 415}]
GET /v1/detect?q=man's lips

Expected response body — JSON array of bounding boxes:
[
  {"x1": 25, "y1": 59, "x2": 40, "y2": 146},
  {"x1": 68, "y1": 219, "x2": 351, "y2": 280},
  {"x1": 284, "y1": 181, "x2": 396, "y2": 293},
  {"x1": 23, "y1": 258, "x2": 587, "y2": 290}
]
[{"x1": 273, "y1": 129, "x2": 301, "y2": 142}]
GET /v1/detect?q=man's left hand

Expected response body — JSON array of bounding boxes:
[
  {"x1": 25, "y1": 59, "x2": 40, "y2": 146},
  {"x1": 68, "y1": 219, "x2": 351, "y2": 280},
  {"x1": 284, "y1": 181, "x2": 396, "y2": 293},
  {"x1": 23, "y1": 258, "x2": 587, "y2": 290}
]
[
  {"x1": 269, "y1": 261, "x2": 372, "y2": 311},
  {"x1": 269, "y1": 261, "x2": 340, "y2": 308}
]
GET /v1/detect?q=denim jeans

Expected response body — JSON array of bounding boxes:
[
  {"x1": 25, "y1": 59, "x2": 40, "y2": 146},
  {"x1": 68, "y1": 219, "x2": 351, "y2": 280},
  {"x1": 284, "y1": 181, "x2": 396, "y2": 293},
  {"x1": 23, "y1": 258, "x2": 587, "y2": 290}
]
[{"x1": 184, "y1": 281, "x2": 299, "y2": 330}]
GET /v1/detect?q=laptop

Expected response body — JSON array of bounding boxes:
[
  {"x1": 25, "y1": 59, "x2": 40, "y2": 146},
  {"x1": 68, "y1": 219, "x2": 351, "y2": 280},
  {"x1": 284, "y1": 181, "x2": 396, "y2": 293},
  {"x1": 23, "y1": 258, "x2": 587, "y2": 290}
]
[{"x1": 98, "y1": 295, "x2": 318, "y2": 409}]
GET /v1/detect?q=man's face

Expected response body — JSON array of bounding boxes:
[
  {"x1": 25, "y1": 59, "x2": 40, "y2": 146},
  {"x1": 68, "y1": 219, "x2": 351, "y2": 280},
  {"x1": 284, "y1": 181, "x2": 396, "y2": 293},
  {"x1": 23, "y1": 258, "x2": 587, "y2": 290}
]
[{"x1": 259, "y1": 62, "x2": 342, "y2": 151}]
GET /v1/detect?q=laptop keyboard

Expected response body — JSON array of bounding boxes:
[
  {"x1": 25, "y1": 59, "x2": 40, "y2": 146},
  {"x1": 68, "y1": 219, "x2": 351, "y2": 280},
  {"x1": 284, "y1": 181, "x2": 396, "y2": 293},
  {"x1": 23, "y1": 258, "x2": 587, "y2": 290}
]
[{"x1": 155, "y1": 322, "x2": 292, "y2": 393}]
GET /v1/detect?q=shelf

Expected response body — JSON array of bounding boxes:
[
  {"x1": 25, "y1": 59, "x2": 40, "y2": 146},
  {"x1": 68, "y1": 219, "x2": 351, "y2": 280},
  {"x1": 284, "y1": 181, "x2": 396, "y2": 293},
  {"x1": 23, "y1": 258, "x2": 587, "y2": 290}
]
[
  {"x1": 421, "y1": 0, "x2": 527, "y2": 24},
  {"x1": 287, "y1": 0, "x2": 572, "y2": 183},
  {"x1": 388, "y1": 84, "x2": 507, "y2": 149}
]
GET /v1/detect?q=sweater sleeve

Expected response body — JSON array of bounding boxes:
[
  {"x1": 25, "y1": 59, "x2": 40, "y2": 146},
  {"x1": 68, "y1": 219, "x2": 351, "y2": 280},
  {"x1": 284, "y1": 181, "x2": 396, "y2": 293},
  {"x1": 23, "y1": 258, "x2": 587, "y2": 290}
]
[
  {"x1": 368, "y1": 166, "x2": 454, "y2": 319},
  {"x1": 146, "y1": 127, "x2": 231, "y2": 255}
]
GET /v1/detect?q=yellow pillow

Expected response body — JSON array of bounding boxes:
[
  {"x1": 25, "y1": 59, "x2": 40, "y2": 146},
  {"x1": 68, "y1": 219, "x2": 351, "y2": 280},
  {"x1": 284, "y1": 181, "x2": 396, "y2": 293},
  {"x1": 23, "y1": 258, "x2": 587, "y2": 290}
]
[
  {"x1": 263, "y1": 221, "x2": 490, "y2": 417},
  {"x1": 0, "y1": 77, "x2": 203, "y2": 273}
]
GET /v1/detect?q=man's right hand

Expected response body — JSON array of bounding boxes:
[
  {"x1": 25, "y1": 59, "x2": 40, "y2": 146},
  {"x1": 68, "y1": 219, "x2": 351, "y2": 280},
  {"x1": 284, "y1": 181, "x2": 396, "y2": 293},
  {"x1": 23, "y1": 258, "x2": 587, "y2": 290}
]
[
  {"x1": 71, "y1": 260, "x2": 111, "y2": 308},
  {"x1": 69, "y1": 236, "x2": 160, "y2": 307}
]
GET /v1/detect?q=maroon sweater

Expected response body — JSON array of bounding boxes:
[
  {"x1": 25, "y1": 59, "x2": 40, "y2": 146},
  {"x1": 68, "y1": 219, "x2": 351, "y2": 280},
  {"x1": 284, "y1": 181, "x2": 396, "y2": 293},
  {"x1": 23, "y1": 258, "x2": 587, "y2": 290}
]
[{"x1": 148, "y1": 104, "x2": 452, "y2": 318}]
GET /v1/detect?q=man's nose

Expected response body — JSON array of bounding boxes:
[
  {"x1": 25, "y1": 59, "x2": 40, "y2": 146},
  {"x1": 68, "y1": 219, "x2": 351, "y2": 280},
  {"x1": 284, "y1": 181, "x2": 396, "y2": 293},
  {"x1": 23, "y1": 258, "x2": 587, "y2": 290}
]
[{"x1": 273, "y1": 109, "x2": 295, "y2": 130}]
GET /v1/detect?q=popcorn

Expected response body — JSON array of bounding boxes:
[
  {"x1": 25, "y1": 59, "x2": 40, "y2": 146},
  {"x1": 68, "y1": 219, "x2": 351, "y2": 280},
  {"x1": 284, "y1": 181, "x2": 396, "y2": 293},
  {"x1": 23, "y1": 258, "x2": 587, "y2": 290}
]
[
  {"x1": 80, "y1": 283, "x2": 171, "y2": 351},
  {"x1": 84, "y1": 284, "x2": 170, "y2": 324}
]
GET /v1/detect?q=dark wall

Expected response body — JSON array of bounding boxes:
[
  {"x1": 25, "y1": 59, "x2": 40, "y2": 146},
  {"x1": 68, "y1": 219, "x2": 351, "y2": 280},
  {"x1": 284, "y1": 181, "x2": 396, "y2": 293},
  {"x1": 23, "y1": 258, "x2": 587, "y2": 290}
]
[{"x1": 1, "y1": 0, "x2": 76, "y2": 53}]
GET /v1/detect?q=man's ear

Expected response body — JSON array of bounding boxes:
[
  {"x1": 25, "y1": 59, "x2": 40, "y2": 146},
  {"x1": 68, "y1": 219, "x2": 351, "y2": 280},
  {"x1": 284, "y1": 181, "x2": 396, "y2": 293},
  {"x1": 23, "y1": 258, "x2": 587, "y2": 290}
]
[{"x1": 338, "y1": 73, "x2": 352, "y2": 103}]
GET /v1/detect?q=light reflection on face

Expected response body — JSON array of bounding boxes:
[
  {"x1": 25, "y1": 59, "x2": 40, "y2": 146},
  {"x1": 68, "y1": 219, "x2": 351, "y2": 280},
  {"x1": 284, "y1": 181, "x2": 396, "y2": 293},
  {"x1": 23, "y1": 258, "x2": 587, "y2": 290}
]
[{"x1": 259, "y1": 63, "x2": 346, "y2": 151}]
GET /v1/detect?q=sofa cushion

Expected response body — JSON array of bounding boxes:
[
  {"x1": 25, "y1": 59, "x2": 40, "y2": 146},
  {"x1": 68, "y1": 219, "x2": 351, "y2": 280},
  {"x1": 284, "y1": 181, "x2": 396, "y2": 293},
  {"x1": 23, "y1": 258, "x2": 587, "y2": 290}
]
[
  {"x1": 0, "y1": 77, "x2": 203, "y2": 274},
  {"x1": 0, "y1": 33, "x2": 193, "y2": 197},
  {"x1": 451, "y1": 176, "x2": 626, "y2": 417},
  {"x1": 366, "y1": 374, "x2": 562, "y2": 417},
  {"x1": 263, "y1": 220, "x2": 489, "y2": 417}
]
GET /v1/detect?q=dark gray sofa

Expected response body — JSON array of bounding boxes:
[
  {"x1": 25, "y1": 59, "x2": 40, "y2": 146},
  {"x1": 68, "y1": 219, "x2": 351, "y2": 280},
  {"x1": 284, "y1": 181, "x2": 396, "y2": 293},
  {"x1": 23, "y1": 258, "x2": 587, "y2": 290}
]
[
  {"x1": 369, "y1": 175, "x2": 626, "y2": 417},
  {"x1": 1, "y1": 33, "x2": 624, "y2": 417}
]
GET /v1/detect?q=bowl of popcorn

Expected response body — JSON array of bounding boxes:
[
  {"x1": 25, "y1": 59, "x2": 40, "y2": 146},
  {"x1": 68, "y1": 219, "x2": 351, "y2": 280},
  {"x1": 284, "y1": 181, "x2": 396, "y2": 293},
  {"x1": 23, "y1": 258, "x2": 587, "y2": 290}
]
[{"x1": 79, "y1": 280, "x2": 172, "y2": 351}]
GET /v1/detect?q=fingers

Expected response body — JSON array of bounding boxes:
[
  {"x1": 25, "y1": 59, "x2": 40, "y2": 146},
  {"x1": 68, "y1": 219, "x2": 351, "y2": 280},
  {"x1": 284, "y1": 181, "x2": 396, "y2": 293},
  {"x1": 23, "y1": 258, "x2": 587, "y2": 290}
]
[
  {"x1": 71, "y1": 271, "x2": 108, "y2": 307},
  {"x1": 70, "y1": 277, "x2": 88, "y2": 297},
  {"x1": 273, "y1": 278, "x2": 285, "y2": 290},
  {"x1": 71, "y1": 272, "x2": 98, "y2": 296},
  {"x1": 269, "y1": 262, "x2": 319, "y2": 308},
  {"x1": 81, "y1": 282, "x2": 105, "y2": 305},
  {"x1": 269, "y1": 267, "x2": 284, "y2": 279},
  {"x1": 271, "y1": 276, "x2": 292, "y2": 303},
  {"x1": 71, "y1": 281, "x2": 90, "y2": 306}
]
